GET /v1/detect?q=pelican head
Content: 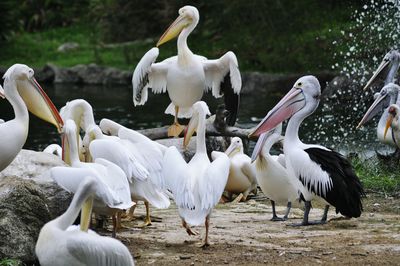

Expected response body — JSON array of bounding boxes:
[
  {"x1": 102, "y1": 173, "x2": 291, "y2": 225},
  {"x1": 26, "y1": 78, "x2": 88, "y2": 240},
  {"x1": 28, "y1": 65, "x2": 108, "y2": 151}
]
[
  {"x1": 363, "y1": 50, "x2": 400, "y2": 91},
  {"x1": 250, "y1": 123, "x2": 283, "y2": 162},
  {"x1": 183, "y1": 101, "x2": 210, "y2": 148},
  {"x1": 225, "y1": 137, "x2": 244, "y2": 157},
  {"x1": 249, "y1": 76, "x2": 320, "y2": 138},
  {"x1": 384, "y1": 104, "x2": 400, "y2": 139},
  {"x1": 357, "y1": 83, "x2": 400, "y2": 128},
  {"x1": 157, "y1": 5, "x2": 199, "y2": 47},
  {"x1": 3, "y1": 64, "x2": 63, "y2": 132}
]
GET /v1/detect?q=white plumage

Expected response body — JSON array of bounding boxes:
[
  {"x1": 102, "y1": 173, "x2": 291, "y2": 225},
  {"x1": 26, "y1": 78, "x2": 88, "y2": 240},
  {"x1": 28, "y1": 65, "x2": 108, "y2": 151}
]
[
  {"x1": 132, "y1": 5, "x2": 241, "y2": 136},
  {"x1": 162, "y1": 101, "x2": 230, "y2": 247},
  {"x1": 211, "y1": 137, "x2": 257, "y2": 202},
  {"x1": 36, "y1": 177, "x2": 134, "y2": 266}
]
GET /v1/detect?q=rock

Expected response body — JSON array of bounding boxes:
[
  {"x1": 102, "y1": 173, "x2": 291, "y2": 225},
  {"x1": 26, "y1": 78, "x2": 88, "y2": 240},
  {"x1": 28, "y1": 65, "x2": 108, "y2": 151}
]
[
  {"x1": 57, "y1": 42, "x2": 79, "y2": 53},
  {"x1": 34, "y1": 64, "x2": 56, "y2": 84},
  {"x1": 0, "y1": 150, "x2": 72, "y2": 263}
]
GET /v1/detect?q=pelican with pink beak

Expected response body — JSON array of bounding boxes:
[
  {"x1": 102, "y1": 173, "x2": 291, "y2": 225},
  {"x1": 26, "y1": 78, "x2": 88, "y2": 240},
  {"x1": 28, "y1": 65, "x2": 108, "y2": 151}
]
[
  {"x1": 0, "y1": 64, "x2": 63, "y2": 172},
  {"x1": 250, "y1": 76, "x2": 365, "y2": 226}
]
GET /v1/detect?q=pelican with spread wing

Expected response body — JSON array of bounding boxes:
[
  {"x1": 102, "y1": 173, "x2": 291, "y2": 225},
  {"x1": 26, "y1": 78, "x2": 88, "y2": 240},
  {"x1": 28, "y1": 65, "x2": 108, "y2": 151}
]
[{"x1": 132, "y1": 5, "x2": 241, "y2": 137}]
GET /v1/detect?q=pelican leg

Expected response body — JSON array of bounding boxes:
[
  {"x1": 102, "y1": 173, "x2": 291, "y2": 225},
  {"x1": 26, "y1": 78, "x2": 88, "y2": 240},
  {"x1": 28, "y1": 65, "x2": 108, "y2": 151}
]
[
  {"x1": 231, "y1": 193, "x2": 244, "y2": 203},
  {"x1": 198, "y1": 215, "x2": 211, "y2": 248},
  {"x1": 270, "y1": 200, "x2": 285, "y2": 221},
  {"x1": 283, "y1": 202, "x2": 292, "y2": 220},
  {"x1": 116, "y1": 211, "x2": 130, "y2": 230},
  {"x1": 127, "y1": 203, "x2": 137, "y2": 221},
  {"x1": 289, "y1": 201, "x2": 326, "y2": 226},
  {"x1": 320, "y1": 205, "x2": 330, "y2": 222},
  {"x1": 167, "y1": 106, "x2": 184, "y2": 137},
  {"x1": 138, "y1": 201, "x2": 152, "y2": 227},
  {"x1": 112, "y1": 214, "x2": 117, "y2": 238},
  {"x1": 182, "y1": 219, "x2": 199, "y2": 236}
]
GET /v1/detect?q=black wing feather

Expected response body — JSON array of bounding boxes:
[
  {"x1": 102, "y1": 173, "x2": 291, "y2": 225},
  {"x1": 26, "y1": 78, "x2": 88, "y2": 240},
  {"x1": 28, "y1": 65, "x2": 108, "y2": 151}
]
[
  {"x1": 134, "y1": 71, "x2": 149, "y2": 103},
  {"x1": 221, "y1": 74, "x2": 240, "y2": 126},
  {"x1": 303, "y1": 148, "x2": 365, "y2": 218}
]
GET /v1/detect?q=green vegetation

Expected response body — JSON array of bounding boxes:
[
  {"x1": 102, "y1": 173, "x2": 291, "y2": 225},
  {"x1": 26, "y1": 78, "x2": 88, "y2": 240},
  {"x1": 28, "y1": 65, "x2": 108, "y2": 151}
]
[
  {"x1": 353, "y1": 158, "x2": 400, "y2": 195},
  {"x1": 0, "y1": 0, "x2": 362, "y2": 72},
  {"x1": 0, "y1": 259, "x2": 22, "y2": 266}
]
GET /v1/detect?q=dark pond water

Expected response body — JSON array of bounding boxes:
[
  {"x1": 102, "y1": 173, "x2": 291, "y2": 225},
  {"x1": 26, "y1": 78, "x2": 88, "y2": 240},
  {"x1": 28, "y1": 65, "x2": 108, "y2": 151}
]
[{"x1": 0, "y1": 82, "x2": 388, "y2": 157}]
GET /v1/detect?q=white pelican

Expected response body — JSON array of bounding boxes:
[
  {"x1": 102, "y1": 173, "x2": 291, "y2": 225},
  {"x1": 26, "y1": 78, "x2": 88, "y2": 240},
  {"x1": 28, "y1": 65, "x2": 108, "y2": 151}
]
[
  {"x1": 43, "y1": 144, "x2": 62, "y2": 158},
  {"x1": 358, "y1": 50, "x2": 400, "y2": 147},
  {"x1": 384, "y1": 104, "x2": 400, "y2": 146},
  {"x1": 85, "y1": 124, "x2": 170, "y2": 227},
  {"x1": 358, "y1": 83, "x2": 400, "y2": 146},
  {"x1": 132, "y1": 5, "x2": 241, "y2": 137},
  {"x1": 60, "y1": 99, "x2": 96, "y2": 163},
  {"x1": 250, "y1": 76, "x2": 365, "y2": 226},
  {"x1": 251, "y1": 124, "x2": 301, "y2": 221},
  {"x1": 36, "y1": 176, "x2": 135, "y2": 266},
  {"x1": 211, "y1": 137, "x2": 257, "y2": 202},
  {"x1": 0, "y1": 64, "x2": 63, "y2": 172},
  {"x1": 51, "y1": 119, "x2": 134, "y2": 237},
  {"x1": 163, "y1": 101, "x2": 230, "y2": 247}
]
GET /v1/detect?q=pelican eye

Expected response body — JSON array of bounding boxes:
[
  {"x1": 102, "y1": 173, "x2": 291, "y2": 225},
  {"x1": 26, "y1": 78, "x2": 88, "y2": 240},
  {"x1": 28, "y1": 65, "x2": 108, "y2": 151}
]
[{"x1": 297, "y1": 82, "x2": 302, "y2": 87}]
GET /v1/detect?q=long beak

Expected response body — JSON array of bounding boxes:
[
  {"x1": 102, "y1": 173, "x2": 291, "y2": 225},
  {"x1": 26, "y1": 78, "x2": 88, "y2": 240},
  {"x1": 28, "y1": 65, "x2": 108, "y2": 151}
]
[
  {"x1": 157, "y1": 15, "x2": 190, "y2": 47},
  {"x1": 357, "y1": 93, "x2": 389, "y2": 128},
  {"x1": 251, "y1": 132, "x2": 270, "y2": 162},
  {"x1": 17, "y1": 78, "x2": 63, "y2": 132},
  {"x1": 61, "y1": 132, "x2": 72, "y2": 165},
  {"x1": 384, "y1": 115, "x2": 394, "y2": 139},
  {"x1": 363, "y1": 59, "x2": 390, "y2": 91},
  {"x1": 225, "y1": 143, "x2": 238, "y2": 157},
  {"x1": 0, "y1": 85, "x2": 4, "y2": 99},
  {"x1": 249, "y1": 88, "x2": 305, "y2": 138},
  {"x1": 80, "y1": 196, "x2": 94, "y2": 232},
  {"x1": 183, "y1": 114, "x2": 198, "y2": 148}
]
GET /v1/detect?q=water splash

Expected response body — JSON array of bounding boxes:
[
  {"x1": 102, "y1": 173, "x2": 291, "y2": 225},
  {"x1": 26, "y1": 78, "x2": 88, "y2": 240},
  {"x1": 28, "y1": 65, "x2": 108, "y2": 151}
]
[{"x1": 303, "y1": 0, "x2": 400, "y2": 156}]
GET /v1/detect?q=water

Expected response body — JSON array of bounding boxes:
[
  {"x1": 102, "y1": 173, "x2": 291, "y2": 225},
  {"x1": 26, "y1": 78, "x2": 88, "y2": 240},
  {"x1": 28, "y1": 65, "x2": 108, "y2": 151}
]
[{"x1": 0, "y1": 81, "x2": 382, "y2": 156}]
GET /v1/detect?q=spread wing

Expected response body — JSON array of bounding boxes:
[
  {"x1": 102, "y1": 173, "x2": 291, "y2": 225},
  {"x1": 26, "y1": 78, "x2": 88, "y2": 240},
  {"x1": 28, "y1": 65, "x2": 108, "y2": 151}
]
[
  {"x1": 203, "y1": 51, "x2": 242, "y2": 125},
  {"x1": 162, "y1": 146, "x2": 194, "y2": 209},
  {"x1": 66, "y1": 229, "x2": 134, "y2": 266},
  {"x1": 197, "y1": 153, "x2": 230, "y2": 210},
  {"x1": 132, "y1": 47, "x2": 169, "y2": 105}
]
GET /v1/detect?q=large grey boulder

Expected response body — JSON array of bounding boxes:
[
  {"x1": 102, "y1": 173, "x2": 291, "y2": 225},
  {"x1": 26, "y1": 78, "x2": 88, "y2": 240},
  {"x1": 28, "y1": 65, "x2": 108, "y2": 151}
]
[{"x1": 0, "y1": 150, "x2": 72, "y2": 263}]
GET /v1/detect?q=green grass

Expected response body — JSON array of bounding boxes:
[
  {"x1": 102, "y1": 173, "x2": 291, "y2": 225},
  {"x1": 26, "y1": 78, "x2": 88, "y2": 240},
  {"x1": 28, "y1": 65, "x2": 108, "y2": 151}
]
[
  {"x1": 353, "y1": 157, "x2": 400, "y2": 195},
  {"x1": 0, "y1": 17, "x2": 351, "y2": 73},
  {"x1": 0, "y1": 259, "x2": 22, "y2": 266}
]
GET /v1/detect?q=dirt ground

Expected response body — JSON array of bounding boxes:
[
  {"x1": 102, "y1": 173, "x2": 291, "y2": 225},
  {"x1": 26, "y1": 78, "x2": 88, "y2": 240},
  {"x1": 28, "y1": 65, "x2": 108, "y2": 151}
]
[{"x1": 103, "y1": 192, "x2": 400, "y2": 265}]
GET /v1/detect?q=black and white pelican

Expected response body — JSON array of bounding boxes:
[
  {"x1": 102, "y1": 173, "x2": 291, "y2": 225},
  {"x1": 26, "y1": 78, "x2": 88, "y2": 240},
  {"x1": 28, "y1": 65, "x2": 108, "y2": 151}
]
[
  {"x1": 358, "y1": 50, "x2": 400, "y2": 147},
  {"x1": 132, "y1": 5, "x2": 241, "y2": 137},
  {"x1": 211, "y1": 137, "x2": 258, "y2": 202},
  {"x1": 85, "y1": 124, "x2": 170, "y2": 227},
  {"x1": 51, "y1": 119, "x2": 134, "y2": 237},
  {"x1": 163, "y1": 101, "x2": 230, "y2": 247},
  {"x1": 36, "y1": 176, "x2": 135, "y2": 266},
  {"x1": 250, "y1": 76, "x2": 365, "y2": 226},
  {"x1": 357, "y1": 83, "x2": 400, "y2": 145},
  {"x1": 251, "y1": 124, "x2": 302, "y2": 221},
  {"x1": 0, "y1": 64, "x2": 63, "y2": 172},
  {"x1": 384, "y1": 104, "x2": 400, "y2": 146}
]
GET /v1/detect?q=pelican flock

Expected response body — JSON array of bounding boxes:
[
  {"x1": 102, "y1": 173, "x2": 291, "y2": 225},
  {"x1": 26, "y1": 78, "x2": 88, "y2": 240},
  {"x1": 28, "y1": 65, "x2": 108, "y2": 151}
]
[{"x1": 0, "y1": 4, "x2": 384, "y2": 266}]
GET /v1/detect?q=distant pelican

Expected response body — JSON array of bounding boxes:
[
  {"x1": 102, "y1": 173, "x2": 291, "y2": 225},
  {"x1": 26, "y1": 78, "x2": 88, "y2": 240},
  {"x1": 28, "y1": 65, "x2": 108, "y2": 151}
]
[
  {"x1": 132, "y1": 5, "x2": 241, "y2": 137},
  {"x1": 384, "y1": 104, "x2": 400, "y2": 146},
  {"x1": 358, "y1": 83, "x2": 400, "y2": 146},
  {"x1": 250, "y1": 76, "x2": 365, "y2": 226},
  {"x1": 0, "y1": 64, "x2": 63, "y2": 172},
  {"x1": 51, "y1": 119, "x2": 133, "y2": 237},
  {"x1": 36, "y1": 176, "x2": 135, "y2": 266},
  {"x1": 358, "y1": 50, "x2": 400, "y2": 148},
  {"x1": 251, "y1": 124, "x2": 301, "y2": 221},
  {"x1": 211, "y1": 137, "x2": 257, "y2": 202},
  {"x1": 163, "y1": 101, "x2": 230, "y2": 246}
]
